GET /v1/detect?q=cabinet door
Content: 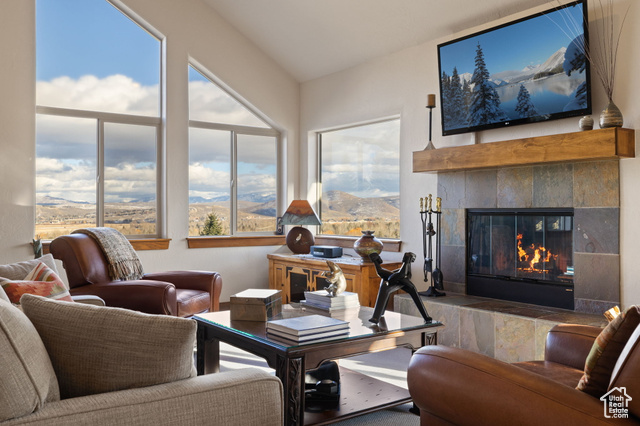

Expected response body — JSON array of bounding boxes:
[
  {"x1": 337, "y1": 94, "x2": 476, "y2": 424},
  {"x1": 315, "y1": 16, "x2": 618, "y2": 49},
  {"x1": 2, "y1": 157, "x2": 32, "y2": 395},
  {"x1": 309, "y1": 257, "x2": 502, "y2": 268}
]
[
  {"x1": 271, "y1": 263, "x2": 290, "y2": 304},
  {"x1": 286, "y1": 266, "x2": 312, "y2": 303}
]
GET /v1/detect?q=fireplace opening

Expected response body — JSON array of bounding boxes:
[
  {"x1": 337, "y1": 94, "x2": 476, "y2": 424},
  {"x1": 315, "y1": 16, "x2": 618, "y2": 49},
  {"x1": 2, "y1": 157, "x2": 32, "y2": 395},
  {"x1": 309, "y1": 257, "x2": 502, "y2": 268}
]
[{"x1": 466, "y1": 209, "x2": 574, "y2": 310}]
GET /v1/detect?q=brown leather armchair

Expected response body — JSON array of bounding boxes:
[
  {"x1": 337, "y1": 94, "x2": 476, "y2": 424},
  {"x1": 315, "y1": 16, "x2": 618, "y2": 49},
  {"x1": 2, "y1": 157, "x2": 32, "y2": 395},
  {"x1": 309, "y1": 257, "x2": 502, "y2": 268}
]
[
  {"x1": 408, "y1": 324, "x2": 639, "y2": 425},
  {"x1": 50, "y1": 233, "x2": 222, "y2": 317}
]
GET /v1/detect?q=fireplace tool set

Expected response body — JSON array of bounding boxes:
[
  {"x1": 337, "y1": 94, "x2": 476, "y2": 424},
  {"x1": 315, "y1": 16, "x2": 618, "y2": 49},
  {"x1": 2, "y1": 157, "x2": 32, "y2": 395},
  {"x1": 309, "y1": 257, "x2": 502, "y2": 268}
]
[{"x1": 419, "y1": 195, "x2": 445, "y2": 297}]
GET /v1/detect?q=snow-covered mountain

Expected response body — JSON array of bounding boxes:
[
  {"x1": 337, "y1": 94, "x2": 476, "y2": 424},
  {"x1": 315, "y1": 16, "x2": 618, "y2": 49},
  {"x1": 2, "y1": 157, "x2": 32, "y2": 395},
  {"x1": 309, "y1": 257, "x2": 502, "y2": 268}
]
[{"x1": 491, "y1": 47, "x2": 566, "y2": 84}]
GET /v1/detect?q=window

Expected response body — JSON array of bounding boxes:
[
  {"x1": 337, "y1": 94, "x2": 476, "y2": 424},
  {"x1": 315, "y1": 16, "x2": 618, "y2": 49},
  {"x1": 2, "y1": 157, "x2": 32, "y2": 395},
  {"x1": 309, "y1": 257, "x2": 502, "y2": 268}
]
[
  {"x1": 35, "y1": 0, "x2": 162, "y2": 239},
  {"x1": 188, "y1": 65, "x2": 280, "y2": 237},
  {"x1": 318, "y1": 119, "x2": 400, "y2": 239}
]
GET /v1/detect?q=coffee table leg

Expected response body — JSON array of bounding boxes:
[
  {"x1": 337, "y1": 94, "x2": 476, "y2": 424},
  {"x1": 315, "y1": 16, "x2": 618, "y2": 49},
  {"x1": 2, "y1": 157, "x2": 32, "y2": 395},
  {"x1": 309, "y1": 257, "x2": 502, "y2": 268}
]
[
  {"x1": 196, "y1": 323, "x2": 220, "y2": 375},
  {"x1": 276, "y1": 356, "x2": 304, "y2": 426}
]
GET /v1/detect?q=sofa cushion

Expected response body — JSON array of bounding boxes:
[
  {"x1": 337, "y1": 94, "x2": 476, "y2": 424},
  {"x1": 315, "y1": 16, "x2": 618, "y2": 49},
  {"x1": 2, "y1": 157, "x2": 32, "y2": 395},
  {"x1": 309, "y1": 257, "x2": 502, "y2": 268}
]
[
  {"x1": 20, "y1": 294, "x2": 197, "y2": 399},
  {"x1": 1, "y1": 263, "x2": 73, "y2": 305},
  {"x1": 608, "y1": 323, "x2": 640, "y2": 417},
  {"x1": 0, "y1": 254, "x2": 59, "y2": 280},
  {"x1": 576, "y1": 305, "x2": 640, "y2": 397},
  {"x1": 0, "y1": 298, "x2": 60, "y2": 422}
]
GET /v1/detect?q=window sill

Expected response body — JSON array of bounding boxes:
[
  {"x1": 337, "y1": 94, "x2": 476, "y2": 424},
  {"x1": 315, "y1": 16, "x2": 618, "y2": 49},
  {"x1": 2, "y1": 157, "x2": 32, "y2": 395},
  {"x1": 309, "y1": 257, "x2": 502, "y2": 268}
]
[
  {"x1": 42, "y1": 238, "x2": 171, "y2": 254},
  {"x1": 315, "y1": 235, "x2": 402, "y2": 252},
  {"x1": 187, "y1": 235, "x2": 286, "y2": 248}
]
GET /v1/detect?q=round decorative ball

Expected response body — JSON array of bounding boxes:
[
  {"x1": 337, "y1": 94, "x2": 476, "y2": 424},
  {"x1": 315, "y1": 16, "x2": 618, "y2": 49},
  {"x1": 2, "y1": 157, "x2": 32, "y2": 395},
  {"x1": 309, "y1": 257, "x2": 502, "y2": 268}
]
[{"x1": 353, "y1": 230, "x2": 383, "y2": 261}]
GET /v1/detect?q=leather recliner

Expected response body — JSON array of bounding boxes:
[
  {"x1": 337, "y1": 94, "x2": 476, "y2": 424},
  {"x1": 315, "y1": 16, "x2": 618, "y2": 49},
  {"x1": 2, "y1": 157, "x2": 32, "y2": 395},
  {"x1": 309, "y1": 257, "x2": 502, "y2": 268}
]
[
  {"x1": 50, "y1": 233, "x2": 222, "y2": 317},
  {"x1": 408, "y1": 324, "x2": 640, "y2": 425}
]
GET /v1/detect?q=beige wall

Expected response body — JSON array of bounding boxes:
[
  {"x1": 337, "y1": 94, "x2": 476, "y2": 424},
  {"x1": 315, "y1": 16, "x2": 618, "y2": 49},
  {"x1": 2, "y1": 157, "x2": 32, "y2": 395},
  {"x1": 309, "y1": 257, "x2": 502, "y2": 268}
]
[
  {"x1": 300, "y1": 0, "x2": 640, "y2": 307},
  {"x1": 0, "y1": 0, "x2": 299, "y2": 301}
]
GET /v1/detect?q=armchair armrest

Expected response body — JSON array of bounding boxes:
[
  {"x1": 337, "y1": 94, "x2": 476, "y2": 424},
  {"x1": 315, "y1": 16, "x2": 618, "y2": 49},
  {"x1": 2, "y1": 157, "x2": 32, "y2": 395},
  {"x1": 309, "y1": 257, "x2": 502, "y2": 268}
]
[
  {"x1": 5, "y1": 369, "x2": 283, "y2": 426},
  {"x1": 545, "y1": 324, "x2": 602, "y2": 370},
  {"x1": 143, "y1": 271, "x2": 222, "y2": 311},
  {"x1": 408, "y1": 346, "x2": 631, "y2": 426},
  {"x1": 70, "y1": 280, "x2": 178, "y2": 316},
  {"x1": 70, "y1": 294, "x2": 105, "y2": 306}
]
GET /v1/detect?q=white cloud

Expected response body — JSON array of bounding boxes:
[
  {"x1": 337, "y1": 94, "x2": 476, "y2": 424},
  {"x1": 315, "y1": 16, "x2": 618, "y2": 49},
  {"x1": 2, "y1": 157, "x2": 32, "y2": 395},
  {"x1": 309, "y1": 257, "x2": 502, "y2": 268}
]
[{"x1": 37, "y1": 74, "x2": 160, "y2": 117}]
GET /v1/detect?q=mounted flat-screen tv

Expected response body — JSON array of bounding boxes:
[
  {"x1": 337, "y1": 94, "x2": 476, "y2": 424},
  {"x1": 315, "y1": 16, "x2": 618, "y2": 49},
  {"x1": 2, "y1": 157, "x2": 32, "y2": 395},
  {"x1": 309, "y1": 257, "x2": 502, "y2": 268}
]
[{"x1": 437, "y1": 0, "x2": 590, "y2": 136}]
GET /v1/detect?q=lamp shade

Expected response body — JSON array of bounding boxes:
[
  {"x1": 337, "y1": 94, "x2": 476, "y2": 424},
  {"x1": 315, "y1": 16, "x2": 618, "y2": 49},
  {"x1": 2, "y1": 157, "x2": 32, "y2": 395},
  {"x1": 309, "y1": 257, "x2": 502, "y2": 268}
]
[
  {"x1": 280, "y1": 200, "x2": 321, "y2": 226},
  {"x1": 281, "y1": 200, "x2": 321, "y2": 254}
]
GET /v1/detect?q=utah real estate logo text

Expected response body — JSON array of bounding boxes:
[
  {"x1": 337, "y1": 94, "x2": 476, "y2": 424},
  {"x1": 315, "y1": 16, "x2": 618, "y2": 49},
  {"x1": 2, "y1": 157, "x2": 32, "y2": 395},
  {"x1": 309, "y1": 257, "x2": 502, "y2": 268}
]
[{"x1": 601, "y1": 387, "x2": 632, "y2": 419}]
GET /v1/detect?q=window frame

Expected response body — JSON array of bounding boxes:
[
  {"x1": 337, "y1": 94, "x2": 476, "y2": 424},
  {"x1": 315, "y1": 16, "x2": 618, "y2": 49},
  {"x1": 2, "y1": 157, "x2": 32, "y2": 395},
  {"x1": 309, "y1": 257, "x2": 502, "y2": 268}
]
[
  {"x1": 315, "y1": 116, "x2": 402, "y2": 242},
  {"x1": 187, "y1": 62, "x2": 282, "y2": 238},
  {"x1": 35, "y1": 106, "x2": 164, "y2": 239},
  {"x1": 35, "y1": 0, "x2": 166, "y2": 241}
]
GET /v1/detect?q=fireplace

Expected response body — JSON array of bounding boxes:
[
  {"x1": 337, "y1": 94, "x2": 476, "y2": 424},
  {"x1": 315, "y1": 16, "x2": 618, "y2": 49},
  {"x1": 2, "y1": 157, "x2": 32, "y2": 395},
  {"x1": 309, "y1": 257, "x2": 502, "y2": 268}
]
[{"x1": 466, "y1": 209, "x2": 574, "y2": 310}]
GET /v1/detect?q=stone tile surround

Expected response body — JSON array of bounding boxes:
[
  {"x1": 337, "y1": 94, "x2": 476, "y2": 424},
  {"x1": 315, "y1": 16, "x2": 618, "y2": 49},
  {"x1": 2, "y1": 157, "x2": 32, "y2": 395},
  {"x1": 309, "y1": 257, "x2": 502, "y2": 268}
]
[
  {"x1": 394, "y1": 293, "x2": 607, "y2": 362},
  {"x1": 437, "y1": 160, "x2": 621, "y2": 314}
]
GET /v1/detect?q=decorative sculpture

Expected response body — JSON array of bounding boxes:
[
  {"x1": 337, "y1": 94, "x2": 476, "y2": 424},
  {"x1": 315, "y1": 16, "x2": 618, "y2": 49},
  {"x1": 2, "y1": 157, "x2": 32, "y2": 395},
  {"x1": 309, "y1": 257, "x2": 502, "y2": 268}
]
[
  {"x1": 368, "y1": 252, "x2": 432, "y2": 324},
  {"x1": 323, "y1": 260, "x2": 347, "y2": 296}
]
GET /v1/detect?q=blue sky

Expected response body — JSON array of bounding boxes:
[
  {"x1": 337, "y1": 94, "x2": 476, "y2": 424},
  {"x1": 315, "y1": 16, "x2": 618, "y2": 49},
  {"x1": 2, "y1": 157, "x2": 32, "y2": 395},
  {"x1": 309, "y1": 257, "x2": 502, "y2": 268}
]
[
  {"x1": 439, "y1": 3, "x2": 584, "y2": 76},
  {"x1": 36, "y1": 0, "x2": 159, "y2": 85}
]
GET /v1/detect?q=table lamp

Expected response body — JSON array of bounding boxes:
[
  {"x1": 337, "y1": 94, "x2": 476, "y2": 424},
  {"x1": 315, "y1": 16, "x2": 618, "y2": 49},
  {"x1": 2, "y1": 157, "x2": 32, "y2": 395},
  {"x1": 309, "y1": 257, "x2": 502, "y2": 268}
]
[{"x1": 279, "y1": 200, "x2": 321, "y2": 254}]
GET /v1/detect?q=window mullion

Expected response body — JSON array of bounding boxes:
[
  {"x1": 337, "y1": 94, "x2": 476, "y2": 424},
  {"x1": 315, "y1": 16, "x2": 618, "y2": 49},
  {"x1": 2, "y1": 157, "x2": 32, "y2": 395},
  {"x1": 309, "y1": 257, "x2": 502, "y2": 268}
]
[
  {"x1": 230, "y1": 131, "x2": 238, "y2": 236},
  {"x1": 97, "y1": 119, "x2": 105, "y2": 227}
]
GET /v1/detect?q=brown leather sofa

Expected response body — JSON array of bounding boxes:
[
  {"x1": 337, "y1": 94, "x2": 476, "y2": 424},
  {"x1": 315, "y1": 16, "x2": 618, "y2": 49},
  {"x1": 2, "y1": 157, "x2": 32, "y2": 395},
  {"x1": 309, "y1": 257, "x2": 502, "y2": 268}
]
[
  {"x1": 50, "y1": 233, "x2": 222, "y2": 317},
  {"x1": 408, "y1": 324, "x2": 639, "y2": 425}
]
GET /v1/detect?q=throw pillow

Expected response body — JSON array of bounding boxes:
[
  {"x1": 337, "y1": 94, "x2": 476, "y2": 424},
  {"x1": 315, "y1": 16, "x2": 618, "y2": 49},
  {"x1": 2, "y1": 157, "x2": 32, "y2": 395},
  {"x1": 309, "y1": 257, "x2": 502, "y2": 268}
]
[
  {"x1": 0, "y1": 254, "x2": 60, "y2": 281},
  {"x1": 21, "y1": 294, "x2": 197, "y2": 399},
  {"x1": 0, "y1": 263, "x2": 73, "y2": 305},
  {"x1": 0, "y1": 298, "x2": 60, "y2": 422},
  {"x1": 576, "y1": 305, "x2": 640, "y2": 397},
  {"x1": 608, "y1": 323, "x2": 640, "y2": 418}
]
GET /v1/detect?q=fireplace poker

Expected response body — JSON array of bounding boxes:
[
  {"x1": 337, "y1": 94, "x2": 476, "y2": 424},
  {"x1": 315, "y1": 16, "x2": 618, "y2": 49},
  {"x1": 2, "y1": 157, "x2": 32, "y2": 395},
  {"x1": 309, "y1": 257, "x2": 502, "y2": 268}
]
[
  {"x1": 420, "y1": 197, "x2": 428, "y2": 282},
  {"x1": 432, "y1": 197, "x2": 445, "y2": 292}
]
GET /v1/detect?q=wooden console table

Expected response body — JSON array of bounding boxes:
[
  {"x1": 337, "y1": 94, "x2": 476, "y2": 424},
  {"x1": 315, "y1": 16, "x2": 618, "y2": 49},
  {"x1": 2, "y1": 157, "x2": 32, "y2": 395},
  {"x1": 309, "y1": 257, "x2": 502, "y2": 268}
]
[{"x1": 267, "y1": 253, "x2": 402, "y2": 308}]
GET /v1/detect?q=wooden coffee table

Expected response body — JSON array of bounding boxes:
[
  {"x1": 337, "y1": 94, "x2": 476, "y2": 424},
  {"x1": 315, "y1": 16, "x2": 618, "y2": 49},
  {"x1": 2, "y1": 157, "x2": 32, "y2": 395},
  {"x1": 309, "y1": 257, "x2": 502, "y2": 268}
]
[{"x1": 194, "y1": 305, "x2": 442, "y2": 425}]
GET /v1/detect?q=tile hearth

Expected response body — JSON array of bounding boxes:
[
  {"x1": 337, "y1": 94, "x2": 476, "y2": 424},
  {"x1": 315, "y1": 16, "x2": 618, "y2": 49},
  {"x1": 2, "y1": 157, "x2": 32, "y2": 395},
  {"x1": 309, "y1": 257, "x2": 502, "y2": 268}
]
[{"x1": 395, "y1": 293, "x2": 607, "y2": 363}]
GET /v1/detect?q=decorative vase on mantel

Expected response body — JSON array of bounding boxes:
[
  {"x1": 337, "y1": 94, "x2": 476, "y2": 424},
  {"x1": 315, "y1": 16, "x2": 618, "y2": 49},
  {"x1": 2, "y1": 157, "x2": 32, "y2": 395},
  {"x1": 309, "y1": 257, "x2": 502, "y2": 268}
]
[
  {"x1": 599, "y1": 100, "x2": 624, "y2": 129},
  {"x1": 353, "y1": 230, "x2": 383, "y2": 262}
]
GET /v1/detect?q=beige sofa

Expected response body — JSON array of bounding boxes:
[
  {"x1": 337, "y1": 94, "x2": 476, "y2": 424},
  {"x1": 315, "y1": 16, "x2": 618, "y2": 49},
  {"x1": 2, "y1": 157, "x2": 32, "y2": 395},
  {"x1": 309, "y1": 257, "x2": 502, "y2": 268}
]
[{"x1": 0, "y1": 290, "x2": 283, "y2": 425}]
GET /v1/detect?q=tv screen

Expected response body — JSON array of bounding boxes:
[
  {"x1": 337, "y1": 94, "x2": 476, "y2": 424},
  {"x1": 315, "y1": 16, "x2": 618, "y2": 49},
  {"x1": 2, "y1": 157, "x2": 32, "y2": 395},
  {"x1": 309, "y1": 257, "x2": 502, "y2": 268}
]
[{"x1": 437, "y1": 0, "x2": 590, "y2": 136}]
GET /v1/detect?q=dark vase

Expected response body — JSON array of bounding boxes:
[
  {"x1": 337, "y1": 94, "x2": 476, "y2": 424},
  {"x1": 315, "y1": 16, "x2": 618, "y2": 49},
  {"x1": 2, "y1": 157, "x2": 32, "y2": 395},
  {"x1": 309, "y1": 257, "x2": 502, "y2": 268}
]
[{"x1": 353, "y1": 230, "x2": 383, "y2": 261}]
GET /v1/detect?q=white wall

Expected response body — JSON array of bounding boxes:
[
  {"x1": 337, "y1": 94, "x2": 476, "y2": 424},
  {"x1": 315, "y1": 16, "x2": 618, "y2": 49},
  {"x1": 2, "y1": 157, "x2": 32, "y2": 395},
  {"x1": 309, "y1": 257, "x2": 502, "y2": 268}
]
[
  {"x1": 0, "y1": 0, "x2": 299, "y2": 302},
  {"x1": 301, "y1": 0, "x2": 640, "y2": 307}
]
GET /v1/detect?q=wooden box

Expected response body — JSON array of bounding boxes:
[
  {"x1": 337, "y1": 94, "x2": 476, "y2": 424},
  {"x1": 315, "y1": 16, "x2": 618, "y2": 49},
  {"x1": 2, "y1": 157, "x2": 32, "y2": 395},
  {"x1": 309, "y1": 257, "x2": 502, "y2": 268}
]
[{"x1": 230, "y1": 289, "x2": 282, "y2": 321}]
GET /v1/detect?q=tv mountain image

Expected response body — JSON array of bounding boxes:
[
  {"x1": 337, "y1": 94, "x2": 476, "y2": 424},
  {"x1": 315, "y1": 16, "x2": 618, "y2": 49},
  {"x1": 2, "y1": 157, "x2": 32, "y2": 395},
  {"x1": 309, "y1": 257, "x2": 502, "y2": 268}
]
[{"x1": 440, "y1": 37, "x2": 587, "y2": 133}]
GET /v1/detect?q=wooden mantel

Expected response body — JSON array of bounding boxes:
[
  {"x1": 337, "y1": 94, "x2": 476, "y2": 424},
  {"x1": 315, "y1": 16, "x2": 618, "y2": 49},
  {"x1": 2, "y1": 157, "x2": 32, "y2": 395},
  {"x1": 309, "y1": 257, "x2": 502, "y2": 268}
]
[{"x1": 413, "y1": 127, "x2": 635, "y2": 173}]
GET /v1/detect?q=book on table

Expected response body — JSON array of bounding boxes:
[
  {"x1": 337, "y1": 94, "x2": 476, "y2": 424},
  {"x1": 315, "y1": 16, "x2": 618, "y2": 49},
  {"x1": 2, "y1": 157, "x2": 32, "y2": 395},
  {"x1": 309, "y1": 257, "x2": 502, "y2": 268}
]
[
  {"x1": 303, "y1": 290, "x2": 360, "y2": 310},
  {"x1": 266, "y1": 327, "x2": 349, "y2": 343},
  {"x1": 266, "y1": 314, "x2": 349, "y2": 337},
  {"x1": 267, "y1": 330, "x2": 350, "y2": 345}
]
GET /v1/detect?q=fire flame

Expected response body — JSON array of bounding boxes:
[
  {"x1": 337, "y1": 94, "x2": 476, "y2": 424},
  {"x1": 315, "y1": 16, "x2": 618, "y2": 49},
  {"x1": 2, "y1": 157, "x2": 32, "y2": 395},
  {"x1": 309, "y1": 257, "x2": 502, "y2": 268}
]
[{"x1": 516, "y1": 234, "x2": 557, "y2": 272}]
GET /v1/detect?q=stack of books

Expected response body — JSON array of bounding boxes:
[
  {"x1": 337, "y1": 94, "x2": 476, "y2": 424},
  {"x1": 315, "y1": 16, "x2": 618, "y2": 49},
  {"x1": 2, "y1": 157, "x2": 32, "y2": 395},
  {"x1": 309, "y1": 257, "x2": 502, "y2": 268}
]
[
  {"x1": 266, "y1": 314, "x2": 349, "y2": 344},
  {"x1": 301, "y1": 290, "x2": 360, "y2": 311}
]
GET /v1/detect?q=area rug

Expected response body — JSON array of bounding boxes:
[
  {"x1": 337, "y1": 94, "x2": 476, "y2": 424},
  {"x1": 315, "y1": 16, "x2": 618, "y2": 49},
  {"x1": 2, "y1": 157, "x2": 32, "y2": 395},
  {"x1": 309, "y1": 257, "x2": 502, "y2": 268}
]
[{"x1": 219, "y1": 343, "x2": 420, "y2": 425}]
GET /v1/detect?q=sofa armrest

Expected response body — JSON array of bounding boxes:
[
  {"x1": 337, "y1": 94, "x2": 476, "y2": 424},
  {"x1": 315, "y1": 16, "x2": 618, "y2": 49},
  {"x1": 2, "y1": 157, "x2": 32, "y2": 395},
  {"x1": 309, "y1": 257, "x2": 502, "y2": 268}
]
[
  {"x1": 545, "y1": 324, "x2": 602, "y2": 370},
  {"x1": 70, "y1": 280, "x2": 178, "y2": 316},
  {"x1": 70, "y1": 295, "x2": 105, "y2": 306},
  {"x1": 143, "y1": 271, "x2": 223, "y2": 311},
  {"x1": 5, "y1": 369, "x2": 283, "y2": 426},
  {"x1": 408, "y1": 346, "x2": 632, "y2": 426}
]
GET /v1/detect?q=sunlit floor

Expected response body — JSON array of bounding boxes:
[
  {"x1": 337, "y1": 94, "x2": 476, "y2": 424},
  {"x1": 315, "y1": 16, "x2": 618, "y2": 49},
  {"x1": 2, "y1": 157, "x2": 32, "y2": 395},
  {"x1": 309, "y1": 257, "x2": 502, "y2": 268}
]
[{"x1": 218, "y1": 342, "x2": 412, "y2": 389}]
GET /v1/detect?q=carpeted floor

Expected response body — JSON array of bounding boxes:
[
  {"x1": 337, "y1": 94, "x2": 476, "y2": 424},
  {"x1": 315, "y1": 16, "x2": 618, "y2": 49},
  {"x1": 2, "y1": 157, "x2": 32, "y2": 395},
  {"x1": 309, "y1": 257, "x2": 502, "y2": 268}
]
[{"x1": 219, "y1": 343, "x2": 420, "y2": 425}]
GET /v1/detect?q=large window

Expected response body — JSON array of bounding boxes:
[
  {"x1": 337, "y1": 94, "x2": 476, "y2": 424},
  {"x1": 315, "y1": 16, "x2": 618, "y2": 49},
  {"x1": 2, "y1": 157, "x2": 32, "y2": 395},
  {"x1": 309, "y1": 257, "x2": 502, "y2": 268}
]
[
  {"x1": 318, "y1": 119, "x2": 400, "y2": 239},
  {"x1": 35, "y1": 0, "x2": 162, "y2": 239},
  {"x1": 188, "y1": 65, "x2": 279, "y2": 236}
]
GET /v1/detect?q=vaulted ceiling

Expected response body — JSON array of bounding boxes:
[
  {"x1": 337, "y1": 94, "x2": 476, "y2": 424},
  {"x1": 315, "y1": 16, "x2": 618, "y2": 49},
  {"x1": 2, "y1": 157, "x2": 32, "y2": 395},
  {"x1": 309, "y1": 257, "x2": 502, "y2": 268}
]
[{"x1": 203, "y1": 0, "x2": 552, "y2": 82}]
